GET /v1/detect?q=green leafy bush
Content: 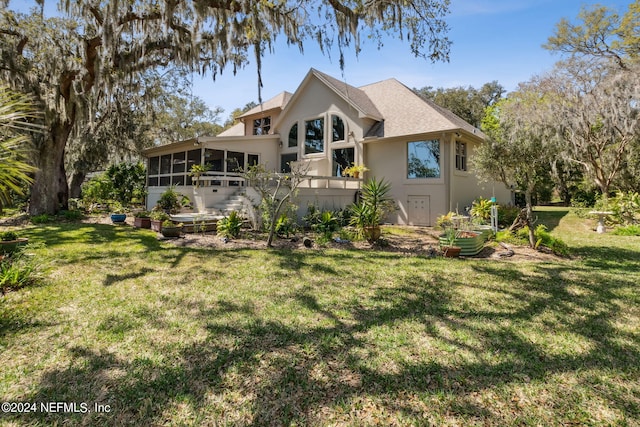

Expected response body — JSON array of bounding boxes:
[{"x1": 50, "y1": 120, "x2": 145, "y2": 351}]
[
  {"x1": 30, "y1": 214, "x2": 53, "y2": 224},
  {"x1": 59, "y1": 209, "x2": 83, "y2": 221},
  {"x1": 0, "y1": 244, "x2": 43, "y2": 293},
  {"x1": 570, "y1": 187, "x2": 599, "y2": 208},
  {"x1": 149, "y1": 210, "x2": 170, "y2": 222},
  {"x1": 274, "y1": 213, "x2": 297, "y2": 238},
  {"x1": 1, "y1": 231, "x2": 18, "y2": 241},
  {"x1": 156, "y1": 186, "x2": 190, "y2": 213},
  {"x1": 603, "y1": 191, "x2": 639, "y2": 225},
  {"x1": 497, "y1": 205, "x2": 520, "y2": 228},
  {"x1": 470, "y1": 197, "x2": 493, "y2": 223},
  {"x1": 217, "y1": 211, "x2": 243, "y2": 239},
  {"x1": 497, "y1": 225, "x2": 569, "y2": 257},
  {"x1": 612, "y1": 225, "x2": 640, "y2": 236}
]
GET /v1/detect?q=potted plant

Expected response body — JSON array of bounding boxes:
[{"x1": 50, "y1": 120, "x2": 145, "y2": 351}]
[
  {"x1": 349, "y1": 178, "x2": 395, "y2": 243},
  {"x1": 0, "y1": 231, "x2": 28, "y2": 255},
  {"x1": 160, "y1": 220, "x2": 183, "y2": 238},
  {"x1": 133, "y1": 211, "x2": 151, "y2": 228},
  {"x1": 343, "y1": 163, "x2": 369, "y2": 178},
  {"x1": 150, "y1": 210, "x2": 170, "y2": 232},
  {"x1": 439, "y1": 228, "x2": 461, "y2": 258},
  {"x1": 110, "y1": 201, "x2": 127, "y2": 223}
]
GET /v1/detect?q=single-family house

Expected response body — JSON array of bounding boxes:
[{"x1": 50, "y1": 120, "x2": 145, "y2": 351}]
[{"x1": 143, "y1": 68, "x2": 512, "y2": 226}]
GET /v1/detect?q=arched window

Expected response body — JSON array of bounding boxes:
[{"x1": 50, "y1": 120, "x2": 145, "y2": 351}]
[
  {"x1": 288, "y1": 123, "x2": 298, "y2": 148},
  {"x1": 331, "y1": 115, "x2": 345, "y2": 142}
]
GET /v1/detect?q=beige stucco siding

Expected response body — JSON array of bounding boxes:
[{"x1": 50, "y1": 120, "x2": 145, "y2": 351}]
[
  {"x1": 450, "y1": 140, "x2": 513, "y2": 211},
  {"x1": 276, "y1": 77, "x2": 374, "y2": 176},
  {"x1": 364, "y1": 136, "x2": 450, "y2": 226}
]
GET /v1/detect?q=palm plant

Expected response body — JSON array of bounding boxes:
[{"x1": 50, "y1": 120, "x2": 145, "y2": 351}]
[{"x1": 0, "y1": 86, "x2": 40, "y2": 208}]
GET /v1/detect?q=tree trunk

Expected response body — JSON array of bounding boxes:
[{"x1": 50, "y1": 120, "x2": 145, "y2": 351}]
[
  {"x1": 525, "y1": 188, "x2": 536, "y2": 249},
  {"x1": 69, "y1": 171, "x2": 87, "y2": 199},
  {"x1": 29, "y1": 120, "x2": 72, "y2": 215}
]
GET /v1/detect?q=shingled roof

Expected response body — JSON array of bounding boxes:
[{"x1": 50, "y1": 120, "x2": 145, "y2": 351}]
[
  {"x1": 311, "y1": 69, "x2": 383, "y2": 120},
  {"x1": 238, "y1": 91, "x2": 293, "y2": 118},
  {"x1": 359, "y1": 78, "x2": 484, "y2": 139}
]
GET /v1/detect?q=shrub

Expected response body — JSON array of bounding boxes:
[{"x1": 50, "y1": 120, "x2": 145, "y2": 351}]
[
  {"x1": 436, "y1": 212, "x2": 455, "y2": 230},
  {"x1": 497, "y1": 205, "x2": 520, "y2": 228},
  {"x1": 30, "y1": 214, "x2": 53, "y2": 224},
  {"x1": 149, "y1": 210, "x2": 170, "y2": 222},
  {"x1": 156, "y1": 186, "x2": 190, "y2": 213},
  {"x1": 134, "y1": 211, "x2": 151, "y2": 218},
  {"x1": 304, "y1": 205, "x2": 342, "y2": 237},
  {"x1": 499, "y1": 225, "x2": 569, "y2": 256},
  {"x1": 217, "y1": 211, "x2": 243, "y2": 239},
  {"x1": 603, "y1": 191, "x2": 640, "y2": 225},
  {"x1": 274, "y1": 213, "x2": 297, "y2": 238},
  {"x1": 59, "y1": 209, "x2": 83, "y2": 221},
  {"x1": 313, "y1": 211, "x2": 340, "y2": 238},
  {"x1": 1, "y1": 231, "x2": 18, "y2": 241},
  {"x1": 570, "y1": 187, "x2": 599, "y2": 208},
  {"x1": 0, "y1": 244, "x2": 43, "y2": 294},
  {"x1": 612, "y1": 225, "x2": 640, "y2": 236},
  {"x1": 470, "y1": 197, "x2": 493, "y2": 223}
]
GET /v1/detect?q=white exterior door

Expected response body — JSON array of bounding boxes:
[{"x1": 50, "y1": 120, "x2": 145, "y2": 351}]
[{"x1": 407, "y1": 196, "x2": 430, "y2": 226}]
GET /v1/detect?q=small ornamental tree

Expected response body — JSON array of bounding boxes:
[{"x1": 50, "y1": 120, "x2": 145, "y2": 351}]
[
  {"x1": 474, "y1": 87, "x2": 557, "y2": 249},
  {"x1": 242, "y1": 163, "x2": 309, "y2": 247}
]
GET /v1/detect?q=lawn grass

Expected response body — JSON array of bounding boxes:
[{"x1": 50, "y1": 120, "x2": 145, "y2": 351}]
[{"x1": 1, "y1": 208, "x2": 639, "y2": 426}]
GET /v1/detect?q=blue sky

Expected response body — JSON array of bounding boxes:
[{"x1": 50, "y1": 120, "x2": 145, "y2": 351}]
[{"x1": 9, "y1": 0, "x2": 634, "y2": 120}]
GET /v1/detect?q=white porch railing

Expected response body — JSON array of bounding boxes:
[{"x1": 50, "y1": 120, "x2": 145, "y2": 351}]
[{"x1": 195, "y1": 172, "x2": 362, "y2": 190}]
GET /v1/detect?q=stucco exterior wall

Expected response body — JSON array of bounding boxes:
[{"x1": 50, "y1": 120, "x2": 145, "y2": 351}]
[
  {"x1": 276, "y1": 77, "x2": 375, "y2": 177},
  {"x1": 450, "y1": 140, "x2": 513, "y2": 211},
  {"x1": 364, "y1": 135, "x2": 450, "y2": 226}
]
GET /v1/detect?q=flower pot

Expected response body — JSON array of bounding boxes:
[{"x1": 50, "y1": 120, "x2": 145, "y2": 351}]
[
  {"x1": 0, "y1": 238, "x2": 28, "y2": 255},
  {"x1": 111, "y1": 213, "x2": 126, "y2": 223},
  {"x1": 161, "y1": 226, "x2": 182, "y2": 238},
  {"x1": 150, "y1": 220, "x2": 163, "y2": 232},
  {"x1": 363, "y1": 226, "x2": 381, "y2": 243},
  {"x1": 134, "y1": 217, "x2": 151, "y2": 229},
  {"x1": 442, "y1": 245, "x2": 461, "y2": 258}
]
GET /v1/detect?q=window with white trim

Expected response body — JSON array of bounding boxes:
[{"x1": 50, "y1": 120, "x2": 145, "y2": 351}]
[
  {"x1": 455, "y1": 141, "x2": 467, "y2": 171},
  {"x1": 407, "y1": 140, "x2": 441, "y2": 179},
  {"x1": 331, "y1": 115, "x2": 345, "y2": 142},
  {"x1": 304, "y1": 117, "x2": 324, "y2": 155},
  {"x1": 253, "y1": 116, "x2": 271, "y2": 135}
]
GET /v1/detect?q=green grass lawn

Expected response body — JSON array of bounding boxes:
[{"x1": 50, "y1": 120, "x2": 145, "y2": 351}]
[{"x1": 1, "y1": 208, "x2": 639, "y2": 426}]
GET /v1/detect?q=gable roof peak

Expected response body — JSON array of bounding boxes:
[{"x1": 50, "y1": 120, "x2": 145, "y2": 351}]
[{"x1": 307, "y1": 69, "x2": 383, "y2": 121}]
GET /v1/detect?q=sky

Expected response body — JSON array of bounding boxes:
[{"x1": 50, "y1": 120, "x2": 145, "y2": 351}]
[{"x1": 8, "y1": 0, "x2": 635, "y2": 121}]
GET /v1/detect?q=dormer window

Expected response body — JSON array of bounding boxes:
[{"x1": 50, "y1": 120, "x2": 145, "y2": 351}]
[{"x1": 253, "y1": 116, "x2": 271, "y2": 135}]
